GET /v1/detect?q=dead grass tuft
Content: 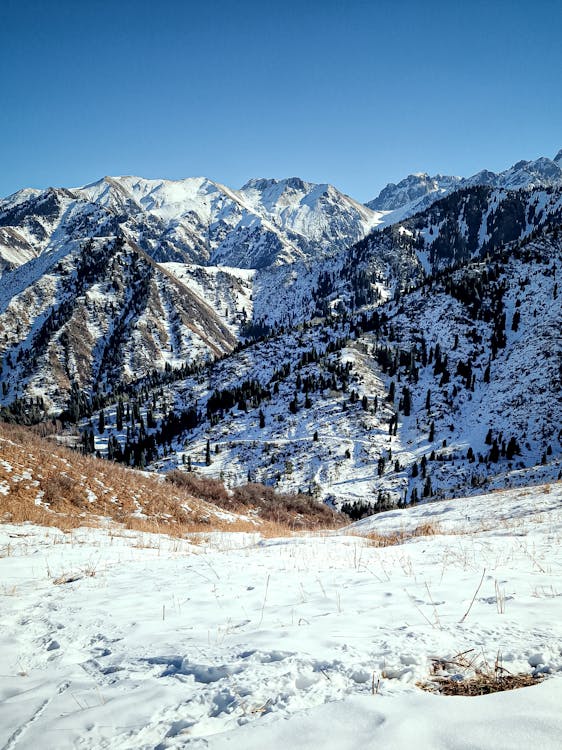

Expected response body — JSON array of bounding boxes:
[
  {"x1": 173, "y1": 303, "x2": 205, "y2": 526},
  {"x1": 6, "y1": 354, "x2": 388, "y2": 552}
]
[
  {"x1": 419, "y1": 649, "x2": 544, "y2": 696},
  {"x1": 423, "y1": 673, "x2": 542, "y2": 696},
  {"x1": 354, "y1": 521, "x2": 441, "y2": 547}
]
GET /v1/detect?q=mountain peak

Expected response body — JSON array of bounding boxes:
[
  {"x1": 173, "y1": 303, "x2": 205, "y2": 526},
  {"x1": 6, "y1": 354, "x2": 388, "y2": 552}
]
[
  {"x1": 366, "y1": 173, "x2": 460, "y2": 212},
  {"x1": 240, "y1": 176, "x2": 310, "y2": 193},
  {"x1": 367, "y1": 149, "x2": 562, "y2": 214}
]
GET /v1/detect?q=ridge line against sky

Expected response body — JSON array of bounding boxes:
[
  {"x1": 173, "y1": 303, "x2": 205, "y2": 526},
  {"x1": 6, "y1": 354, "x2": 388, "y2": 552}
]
[{"x1": 1, "y1": 0, "x2": 561, "y2": 201}]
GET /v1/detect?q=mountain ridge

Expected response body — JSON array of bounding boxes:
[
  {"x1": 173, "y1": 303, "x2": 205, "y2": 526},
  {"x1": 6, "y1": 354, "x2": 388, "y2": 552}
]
[
  {"x1": 1, "y1": 150, "x2": 561, "y2": 512},
  {"x1": 366, "y1": 148, "x2": 562, "y2": 217}
]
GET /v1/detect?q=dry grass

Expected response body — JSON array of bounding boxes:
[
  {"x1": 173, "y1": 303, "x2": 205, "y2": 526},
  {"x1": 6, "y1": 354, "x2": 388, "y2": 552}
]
[
  {"x1": 424, "y1": 673, "x2": 542, "y2": 696},
  {"x1": 0, "y1": 423, "x2": 342, "y2": 538},
  {"x1": 352, "y1": 521, "x2": 441, "y2": 547},
  {"x1": 166, "y1": 473, "x2": 344, "y2": 530},
  {"x1": 419, "y1": 649, "x2": 544, "y2": 696}
]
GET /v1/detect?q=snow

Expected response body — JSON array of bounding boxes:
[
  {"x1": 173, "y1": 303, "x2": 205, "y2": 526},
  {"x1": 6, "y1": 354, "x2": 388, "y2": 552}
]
[
  {"x1": 367, "y1": 149, "x2": 562, "y2": 217},
  {"x1": 140, "y1": 227, "x2": 561, "y2": 506},
  {"x1": 1, "y1": 483, "x2": 561, "y2": 748}
]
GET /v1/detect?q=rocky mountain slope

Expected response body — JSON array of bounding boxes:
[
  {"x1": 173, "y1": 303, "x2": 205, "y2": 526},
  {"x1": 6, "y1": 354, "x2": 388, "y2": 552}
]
[
  {"x1": 0, "y1": 175, "x2": 384, "y2": 276},
  {"x1": 1, "y1": 153, "x2": 561, "y2": 511},
  {"x1": 367, "y1": 148, "x2": 562, "y2": 219},
  {"x1": 60, "y1": 223, "x2": 560, "y2": 509}
]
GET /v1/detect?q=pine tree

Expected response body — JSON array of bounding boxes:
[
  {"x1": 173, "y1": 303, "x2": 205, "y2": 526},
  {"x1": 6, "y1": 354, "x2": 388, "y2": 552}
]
[
  {"x1": 387, "y1": 380, "x2": 395, "y2": 402},
  {"x1": 511, "y1": 310, "x2": 521, "y2": 332},
  {"x1": 205, "y1": 439, "x2": 211, "y2": 466},
  {"x1": 506, "y1": 436, "x2": 520, "y2": 460},
  {"x1": 402, "y1": 386, "x2": 411, "y2": 417},
  {"x1": 116, "y1": 400, "x2": 123, "y2": 431}
]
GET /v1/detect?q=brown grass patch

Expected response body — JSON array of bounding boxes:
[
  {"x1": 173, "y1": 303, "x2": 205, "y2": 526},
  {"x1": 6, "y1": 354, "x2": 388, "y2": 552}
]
[
  {"x1": 0, "y1": 424, "x2": 342, "y2": 538},
  {"x1": 422, "y1": 672, "x2": 542, "y2": 696},
  {"x1": 354, "y1": 521, "x2": 440, "y2": 547},
  {"x1": 166, "y1": 474, "x2": 345, "y2": 530},
  {"x1": 419, "y1": 650, "x2": 544, "y2": 696},
  {"x1": 165, "y1": 470, "x2": 231, "y2": 505}
]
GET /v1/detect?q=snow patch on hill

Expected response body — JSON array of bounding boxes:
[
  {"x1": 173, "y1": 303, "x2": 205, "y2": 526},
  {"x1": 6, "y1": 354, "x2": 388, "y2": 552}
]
[{"x1": 1, "y1": 482, "x2": 561, "y2": 748}]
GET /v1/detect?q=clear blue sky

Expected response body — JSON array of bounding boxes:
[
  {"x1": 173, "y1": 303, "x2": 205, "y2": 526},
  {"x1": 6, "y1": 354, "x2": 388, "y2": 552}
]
[{"x1": 1, "y1": 0, "x2": 561, "y2": 201}]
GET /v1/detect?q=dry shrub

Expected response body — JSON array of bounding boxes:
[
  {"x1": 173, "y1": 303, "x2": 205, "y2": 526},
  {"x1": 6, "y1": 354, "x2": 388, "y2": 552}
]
[
  {"x1": 42, "y1": 473, "x2": 87, "y2": 509},
  {"x1": 419, "y1": 649, "x2": 544, "y2": 696},
  {"x1": 231, "y1": 483, "x2": 344, "y2": 529},
  {"x1": 0, "y1": 423, "x2": 342, "y2": 537},
  {"x1": 360, "y1": 521, "x2": 440, "y2": 547},
  {"x1": 424, "y1": 673, "x2": 542, "y2": 696},
  {"x1": 166, "y1": 474, "x2": 344, "y2": 529},
  {"x1": 165, "y1": 470, "x2": 231, "y2": 505}
]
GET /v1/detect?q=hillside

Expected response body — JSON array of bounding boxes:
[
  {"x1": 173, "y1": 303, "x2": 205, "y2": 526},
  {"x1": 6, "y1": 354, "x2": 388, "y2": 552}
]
[
  {"x1": 1, "y1": 481, "x2": 561, "y2": 748},
  {"x1": 0, "y1": 154, "x2": 561, "y2": 514},
  {"x1": 1, "y1": 158, "x2": 561, "y2": 750},
  {"x1": 0, "y1": 422, "x2": 342, "y2": 534},
  {"x1": 62, "y1": 225, "x2": 559, "y2": 510}
]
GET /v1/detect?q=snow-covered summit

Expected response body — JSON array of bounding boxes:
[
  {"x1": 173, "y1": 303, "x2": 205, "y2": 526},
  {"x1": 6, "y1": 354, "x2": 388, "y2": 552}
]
[
  {"x1": 366, "y1": 173, "x2": 462, "y2": 212},
  {"x1": 0, "y1": 173, "x2": 385, "y2": 274},
  {"x1": 367, "y1": 149, "x2": 562, "y2": 218},
  {"x1": 238, "y1": 175, "x2": 382, "y2": 246}
]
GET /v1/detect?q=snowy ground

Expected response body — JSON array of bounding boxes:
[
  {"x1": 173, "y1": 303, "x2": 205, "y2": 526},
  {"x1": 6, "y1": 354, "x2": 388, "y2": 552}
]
[{"x1": 1, "y1": 483, "x2": 561, "y2": 749}]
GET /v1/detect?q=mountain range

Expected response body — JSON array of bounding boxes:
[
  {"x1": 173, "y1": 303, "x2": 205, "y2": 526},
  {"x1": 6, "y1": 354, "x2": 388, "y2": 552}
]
[
  {"x1": 366, "y1": 148, "x2": 562, "y2": 214},
  {"x1": 1, "y1": 148, "x2": 561, "y2": 511}
]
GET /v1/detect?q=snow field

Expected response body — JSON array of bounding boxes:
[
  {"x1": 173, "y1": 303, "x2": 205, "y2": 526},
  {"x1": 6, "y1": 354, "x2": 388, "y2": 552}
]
[{"x1": 0, "y1": 483, "x2": 561, "y2": 748}]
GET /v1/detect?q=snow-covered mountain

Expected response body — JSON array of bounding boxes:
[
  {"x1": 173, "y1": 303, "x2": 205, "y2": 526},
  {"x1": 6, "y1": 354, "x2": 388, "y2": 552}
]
[
  {"x1": 60, "y1": 220, "x2": 560, "y2": 509},
  {"x1": 367, "y1": 173, "x2": 462, "y2": 212},
  {"x1": 0, "y1": 175, "x2": 384, "y2": 276},
  {"x1": 0, "y1": 173, "x2": 388, "y2": 413},
  {"x1": 0, "y1": 235, "x2": 238, "y2": 414},
  {"x1": 367, "y1": 148, "x2": 562, "y2": 220},
  {"x1": 1, "y1": 153, "x2": 562, "y2": 510},
  {"x1": 2, "y1": 177, "x2": 561, "y2": 425},
  {"x1": 3, "y1": 153, "x2": 562, "y2": 750}
]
